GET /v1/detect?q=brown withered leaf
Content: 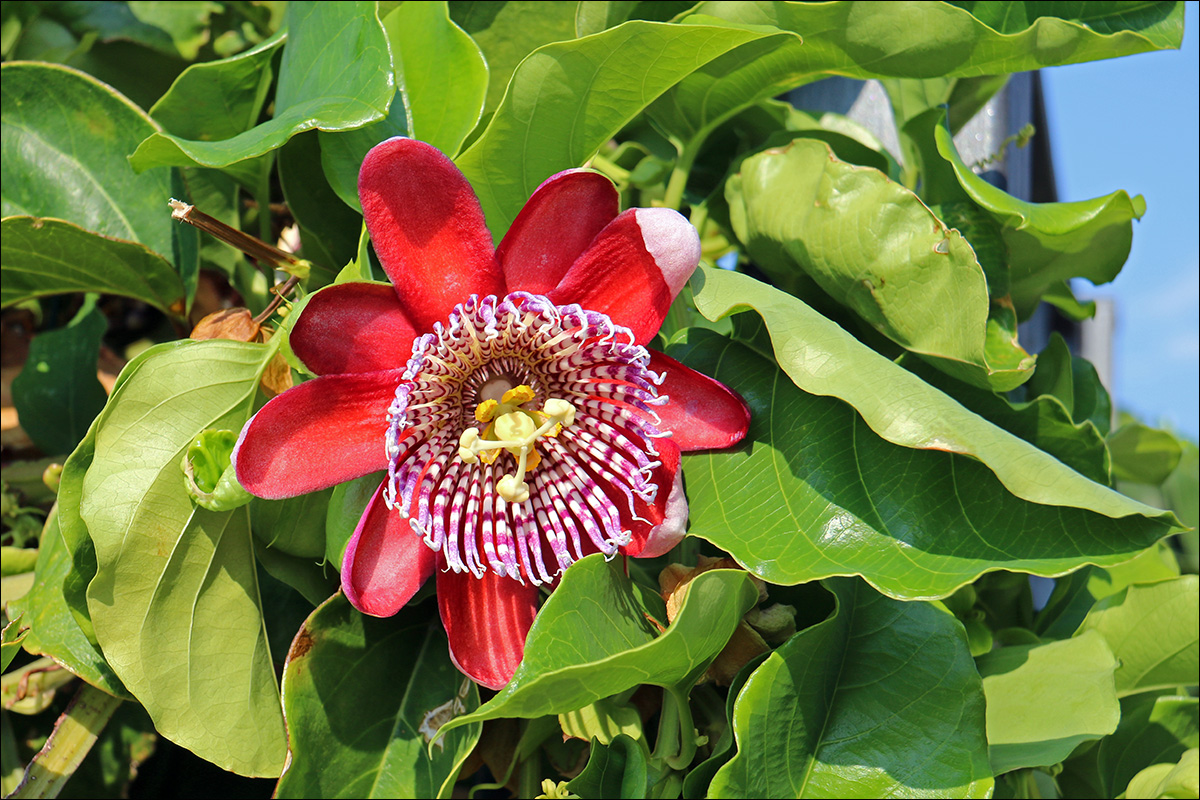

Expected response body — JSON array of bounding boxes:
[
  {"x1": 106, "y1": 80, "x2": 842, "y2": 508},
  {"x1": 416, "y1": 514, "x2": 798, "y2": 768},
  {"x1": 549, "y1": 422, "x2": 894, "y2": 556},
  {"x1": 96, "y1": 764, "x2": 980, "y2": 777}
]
[
  {"x1": 659, "y1": 556, "x2": 772, "y2": 686},
  {"x1": 259, "y1": 352, "x2": 293, "y2": 398},
  {"x1": 190, "y1": 308, "x2": 260, "y2": 342}
]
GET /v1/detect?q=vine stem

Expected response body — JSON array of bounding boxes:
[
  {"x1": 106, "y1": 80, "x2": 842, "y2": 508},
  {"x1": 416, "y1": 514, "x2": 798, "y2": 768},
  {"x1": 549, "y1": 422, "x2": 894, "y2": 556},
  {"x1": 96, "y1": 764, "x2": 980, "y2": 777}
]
[
  {"x1": 662, "y1": 136, "x2": 703, "y2": 212},
  {"x1": 10, "y1": 683, "x2": 122, "y2": 799}
]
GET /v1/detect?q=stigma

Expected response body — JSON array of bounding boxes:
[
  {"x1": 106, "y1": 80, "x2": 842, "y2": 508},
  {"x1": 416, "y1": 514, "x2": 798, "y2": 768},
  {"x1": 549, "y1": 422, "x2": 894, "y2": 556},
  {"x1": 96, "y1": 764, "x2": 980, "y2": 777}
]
[{"x1": 457, "y1": 386, "x2": 578, "y2": 504}]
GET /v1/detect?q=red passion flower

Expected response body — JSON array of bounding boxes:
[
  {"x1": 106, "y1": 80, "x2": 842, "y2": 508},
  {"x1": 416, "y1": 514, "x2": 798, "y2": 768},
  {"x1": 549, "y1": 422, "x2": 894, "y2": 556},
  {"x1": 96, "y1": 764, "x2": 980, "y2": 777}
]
[{"x1": 233, "y1": 138, "x2": 750, "y2": 689}]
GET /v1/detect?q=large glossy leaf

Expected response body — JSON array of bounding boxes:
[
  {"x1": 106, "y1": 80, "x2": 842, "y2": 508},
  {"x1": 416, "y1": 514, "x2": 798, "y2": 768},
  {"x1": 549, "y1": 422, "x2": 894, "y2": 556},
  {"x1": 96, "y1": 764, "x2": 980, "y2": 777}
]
[
  {"x1": 437, "y1": 555, "x2": 758, "y2": 735},
  {"x1": 689, "y1": 268, "x2": 1173, "y2": 524},
  {"x1": 149, "y1": 30, "x2": 284, "y2": 141},
  {"x1": 689, "y1": 2, "x2": 1182, "y2": 76},
  {"x1": 455, "y1": 20, "x2": 780, "y2": 237},
  {"x1": 710, "y1": 579, "x2": 992, "y2": 798},
  {"x1": 7, "y1": 509, "x2": 128, "y2": 699},
  {"x1": 389, "y1": 1, "x2": 486, "y2": 157},
  {"x1": 130, "y1": 2, "x2": 393, "y2": 171},
  {"x1": 275, "y1": 593, "x2": 480, "y2": 800},
  {"x1": 646, "y1": 0, "x2": 1181, "y2": 150},
  {"x1": 83, "y1": 340, "x2": 287, "y2": 777},
  {"x1": 1078, "y1": 576, "x2": 1199, "y2": 697},
  {"x1": 1, "y1": 61, "x2": 178, "y2": 260},
  {"x1": 1059, "y1": 692, "x2": 1199, "y2": 799},
  {"x1": 447, "y1": 1, "x2": 579, "y2": 117},
  {"x1": 727, "y1": 139, "x2": 1032, "y2": 391},
  {"x1": 672, "y1": 324, "x2": 1172, "y2": 596},
  {"x1": 977, "y1": 631, "x2": 1120, "y2": 774},
  {"x1": 899, "y1": 354, "x2": 1110, "y2": 485},
  {"x1": 1109, "y1": 421, "x2": 1185, "y2": 485},
  {"x1": 934, "y1": 124, "x2": 1146, "y2": 316},
  {"x1": 10, "y1": 303, "x2": 107, "y2": 456},
  {"x1": 0, "y1": 217, "x2": 185, "y2": 315}
]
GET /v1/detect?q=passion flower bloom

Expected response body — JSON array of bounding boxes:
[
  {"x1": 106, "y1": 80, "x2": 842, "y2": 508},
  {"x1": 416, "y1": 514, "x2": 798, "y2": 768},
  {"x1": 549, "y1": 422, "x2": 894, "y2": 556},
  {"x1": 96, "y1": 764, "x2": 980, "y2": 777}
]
[{"x1": 233, "y1": 138, "x2": 750, "y2": 689}]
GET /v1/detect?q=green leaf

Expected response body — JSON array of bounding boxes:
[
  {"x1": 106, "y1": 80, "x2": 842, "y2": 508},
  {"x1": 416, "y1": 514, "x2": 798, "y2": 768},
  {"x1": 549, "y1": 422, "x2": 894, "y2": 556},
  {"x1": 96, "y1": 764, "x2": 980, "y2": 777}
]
[
  {"x1": 275, "y1": 593, "x2": 481, "y2": 800},
  {"x1": 277, "y1": 132, "x2": 359, "y2": 282},
  {"x1": 1035, "y1": 544, "x2": 1180, "y2": 640},
  {"x1": 682, "y1": 652, "x2": 771, "y2": 799},
  {"x1": 149, "y1": 30, "x2": 285, "y2": 143},
  {"x1": 672, "y1": 324, "x2": 1172, "y2": 597},
  {"x1": 0, "y1": 548, "x2": 37, "y2": 577},
  {"x1": 1, "y1": 615, "x2": 27, "y2": 672},
  {"x1": 1123, "y1": 748, "x2": 1198, "y2": 800},
  {"x1": 559, "y1": 696, "x2": 644, "y2": 747},
  {"x1": 7, "y1": 509, "x2": 128, "y2": 698},
  {"x1": 686, "y1": 2, "x2": 1183, "y2": 76},
  {"x1": 252, "y1": 540, "x2": 337, "y2": 609},
  {"x1": 1109, "y1": 422, "x2": 1185, "y2": 485},
  {"x1": 389, "y1": 1, "x2": 486, "y2": 157},
  {"x1": 83, "y1": 340, "x2": 286, "y2": 777},
  {"x1": 710, "y1": 579, "x2": 992, "y2": 798},
  {"x1": 566, "y1": 734, "x2": 649, "y2": 800},
  {"x1": 456, "y1": 20, "x2": 781, "y2": 238},
  {"x1": 1, "y1": 61, "x2": 178, "y2": 261},
  {"x1": 1078, "y1": 576, "x2": 1199, "y2": 697},
  {"x1": 898, "y1": 353, "x2": 1110, "y2": 486},
  {"x1": 11, "y1": 303, "x2": 107, "y2": 456},
  {"x1": 934, "y1": 123, "x2": 1146, "y2": 316},
  {"x1": 130, "y1": 2, "x2": 393, "y2": 171},
  {"x1": 727, "y1": 138, "x2": 1032, "y2": 391},
  {"x1": 325, "y1": 472, "x2": 383, "y2": 570},
  {"x1": 645, "y1": 0, "x2": 1182, "y2": 160},
  {"x1": 438, "y1": 555, "x2": 758, "y2": 736},
  {"x1": 251, "y1": 489, "x2": 332, "y2": 561},
  {"x1": 124, "y1": 1, "x2": 222, "y2": 60},
  {"x1": 1059, "y1": 692, "x2": 1198, "y2": 799},
  {"x1": 689, "y1": 268, "x2": 1174, "y2": 525},
  {"x1": 0, "y1": 217, "x2": 186, "y2": 315},
  {"x1": 448, "y1": 0, "x2": 579, "y2": 118},
  {"x1": 55, "y1": 410, "x2": 103, "y2": 644},
  {"x1": 1022, "y1": 332, "x2": 1113, "y2": 436},
  {"x1": 977, "y1": 630, "x2": 1120, "y2": 774}
]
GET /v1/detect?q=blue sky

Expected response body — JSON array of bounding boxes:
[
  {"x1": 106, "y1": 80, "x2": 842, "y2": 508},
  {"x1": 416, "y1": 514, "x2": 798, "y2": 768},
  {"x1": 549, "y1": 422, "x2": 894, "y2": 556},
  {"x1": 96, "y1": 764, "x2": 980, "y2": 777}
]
[{"x1": 1041, "y1": 2, "x2": 1199, "y2": 440}]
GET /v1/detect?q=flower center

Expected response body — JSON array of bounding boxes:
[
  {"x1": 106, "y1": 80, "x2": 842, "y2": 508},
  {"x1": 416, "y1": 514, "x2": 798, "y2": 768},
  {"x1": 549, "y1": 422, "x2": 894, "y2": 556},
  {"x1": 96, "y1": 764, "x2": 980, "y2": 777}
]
[
  {"x1": 457, "y1": 385, "x2": 578, "y2": 504},
  {"x1": 383, "y1": 293, "x2": 669, "y2": 585}
]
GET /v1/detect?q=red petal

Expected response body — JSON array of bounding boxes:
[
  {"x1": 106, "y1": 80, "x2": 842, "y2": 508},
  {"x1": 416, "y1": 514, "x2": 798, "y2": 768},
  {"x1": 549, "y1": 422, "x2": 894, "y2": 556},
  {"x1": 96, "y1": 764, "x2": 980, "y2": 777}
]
[
  {"x1": 548, "y1": 208, "x2": 699, "y2": 344},
  {"x1": 359, "y1": 138, "x2": 505, "y2": 330},
  {"x1": 438, "y1": 567, "x2": 540, "y2": 690},
  {"x1": 233, "y1": 370, "x2": 402, "y2": 499},
  {"x1": 497, "y1": 170, "x2": 618, "y2": 296},
  {"x1": 622, "y1": 437, "x2": 688, "y2": 558},
  {"x1": 650, "y1": 351, "x2": 751, "y2": 451},
  {"x1": 341, "y1": 481, "x2": 436, "y2": 616},
  {"x1": 290, "y1": 282, "x2": 419, "y2": 375}
]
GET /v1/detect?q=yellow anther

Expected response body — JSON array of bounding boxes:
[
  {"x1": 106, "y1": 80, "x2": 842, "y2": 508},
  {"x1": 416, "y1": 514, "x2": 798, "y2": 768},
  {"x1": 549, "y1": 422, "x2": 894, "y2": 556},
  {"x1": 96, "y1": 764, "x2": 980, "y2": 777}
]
[
  {"x1": 493, "y1": 410, "x2": 537, "y2": 443},
  {"x1": 474, "y1": 398, "x2": 499, "y2": 423},
  {"x1": 524, "y1": 448, "x2": 542, "y2": 473},
  {"x1": 497, "y1": 473, "x2": 530, "y2": 504},
  {"x1": 543, "y1": 398, "x2": 576, "y2": 426},
  {"x1": 501, "y1": 384, "x2": 536, "y2": 406},
  {"x1": 458, "y1": 428, "x2": 480, "y2": 463}
]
